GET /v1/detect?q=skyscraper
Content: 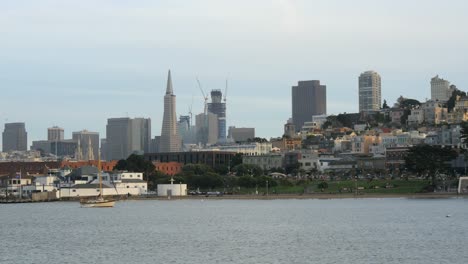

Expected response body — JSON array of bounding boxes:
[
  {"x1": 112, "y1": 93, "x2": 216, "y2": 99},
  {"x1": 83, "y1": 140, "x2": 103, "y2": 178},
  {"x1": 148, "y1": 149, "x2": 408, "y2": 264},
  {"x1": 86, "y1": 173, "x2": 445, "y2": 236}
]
[
  {"x1": 106, "y1": 117, "x2": 151, "y2": 160},
  {"x1": 291, "y1": 80, "x2": 327, "y2": 132},
  {"x1": 2, "y1": 122, "x2": 27, "y2": 152},
  {"x1": 359, "y1": 71, "x2": 381, "y2": 113},
  {"x1": 47, "y1": 126, "x2": 64, "y2": 141},
  {"x1": 431, "y1": 75, "x2": 453, "y2": 102},
  {"x1": 196, "y1": 112, "x2": 218, "y2": 146},
  {"x1": 207, "y1": 89, "x2": 226, "y2": 142},
  {"x1": 159, "y1": 70, "x2": 181, "y2": 152},
  {"x1": 72, "y1": 130, "x2": 100, "y2": 160}
]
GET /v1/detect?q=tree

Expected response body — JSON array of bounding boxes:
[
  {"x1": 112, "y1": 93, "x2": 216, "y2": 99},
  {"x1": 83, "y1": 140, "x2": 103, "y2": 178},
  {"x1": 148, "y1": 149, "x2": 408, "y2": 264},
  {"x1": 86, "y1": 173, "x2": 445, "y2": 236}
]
[
  {"x1": 382, "y1": 100, "x2": 390, "y2": 109},
  {"x1": 230, "y1": 153, "x2": 243, "y2": 168},
  {"x1": 404, "y1": 144, "x2": 457, "y2": 186},
  {"x1": 113, "y1": 154, "x2": 155, "y2": 179},
  {"x1": 460, "y1": 122, "x2": 468, "y2": 147},
  {"x1": 447, "y1": 89, "x2": 466, "y2": 112}
]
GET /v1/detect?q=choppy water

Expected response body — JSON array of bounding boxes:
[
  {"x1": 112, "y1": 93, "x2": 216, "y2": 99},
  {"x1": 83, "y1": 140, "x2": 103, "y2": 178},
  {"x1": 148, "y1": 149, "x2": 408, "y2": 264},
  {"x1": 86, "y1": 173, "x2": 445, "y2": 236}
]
[{"x1": 1, "y1": 198, "x2": 467, "y2": 264}]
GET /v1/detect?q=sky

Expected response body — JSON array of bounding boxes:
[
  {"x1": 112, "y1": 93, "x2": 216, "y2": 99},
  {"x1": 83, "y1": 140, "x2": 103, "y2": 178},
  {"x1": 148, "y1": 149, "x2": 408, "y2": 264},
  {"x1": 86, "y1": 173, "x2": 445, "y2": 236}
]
[{"x1": 1, "y1": 0, "x2": 467, "y2": 148}]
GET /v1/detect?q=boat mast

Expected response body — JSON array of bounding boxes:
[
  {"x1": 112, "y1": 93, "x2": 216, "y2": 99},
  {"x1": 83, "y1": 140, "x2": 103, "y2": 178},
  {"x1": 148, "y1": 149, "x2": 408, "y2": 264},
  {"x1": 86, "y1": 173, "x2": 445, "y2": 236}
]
[{"x1": 98, "y1": 153, "x2": 102, "y2": 196}]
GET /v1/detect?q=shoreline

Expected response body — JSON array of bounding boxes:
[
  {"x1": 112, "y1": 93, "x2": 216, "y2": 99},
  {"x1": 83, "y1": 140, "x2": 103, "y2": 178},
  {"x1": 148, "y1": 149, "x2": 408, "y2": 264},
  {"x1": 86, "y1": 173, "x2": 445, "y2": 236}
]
[
  {"x1": 129, "y1": 192, "x2": 468, "y2": 200},
  {"x1": 3, "y1": 193, "x2": 466, "y2": 204}
]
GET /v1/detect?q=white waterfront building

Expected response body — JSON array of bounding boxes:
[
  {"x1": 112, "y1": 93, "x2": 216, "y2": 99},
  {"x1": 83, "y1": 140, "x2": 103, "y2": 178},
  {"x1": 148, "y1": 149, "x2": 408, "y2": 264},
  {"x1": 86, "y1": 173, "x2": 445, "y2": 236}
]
[{"x1": 60, "y1": 172, "x2": 148, "y2": 198}]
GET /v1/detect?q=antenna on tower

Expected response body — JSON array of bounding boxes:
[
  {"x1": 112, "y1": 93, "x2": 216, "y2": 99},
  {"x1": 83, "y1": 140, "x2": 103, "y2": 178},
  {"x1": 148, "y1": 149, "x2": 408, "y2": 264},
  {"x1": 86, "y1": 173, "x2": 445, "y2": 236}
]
[
  {"x1": 196, "y1": 77, "x2": 208, "y2": 114},
  {"x1": 224, "y1": 78, "x2": 228, "y2": 103}
]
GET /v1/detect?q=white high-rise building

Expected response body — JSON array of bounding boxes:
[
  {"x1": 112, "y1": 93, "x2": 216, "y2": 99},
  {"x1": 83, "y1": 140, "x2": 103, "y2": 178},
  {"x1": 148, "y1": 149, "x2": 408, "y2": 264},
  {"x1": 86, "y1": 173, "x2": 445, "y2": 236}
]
[
  {"x1": 159, "y1": 70, "x2": 182, "y2": 152},
  {"x1": 359, "y1": 71, "x2": 381, "y2": 113},
  {"x1": 431, "y1": 75, "x2": 453, "y2": 102}
]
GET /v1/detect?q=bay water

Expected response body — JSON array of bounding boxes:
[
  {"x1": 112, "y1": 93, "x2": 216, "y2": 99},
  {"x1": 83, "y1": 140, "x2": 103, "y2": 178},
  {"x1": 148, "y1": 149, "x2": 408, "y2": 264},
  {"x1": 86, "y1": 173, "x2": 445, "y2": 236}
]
[{"x1": 1, "y1": 198, "x2": 467, "y2": 264}]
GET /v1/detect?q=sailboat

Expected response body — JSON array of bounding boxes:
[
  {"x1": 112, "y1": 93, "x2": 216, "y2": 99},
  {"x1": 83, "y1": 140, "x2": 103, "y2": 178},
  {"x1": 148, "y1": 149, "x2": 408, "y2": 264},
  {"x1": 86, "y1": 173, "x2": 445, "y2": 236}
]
[{"x1": 80, "y1": 155, "x2": 115, "y2": 208}]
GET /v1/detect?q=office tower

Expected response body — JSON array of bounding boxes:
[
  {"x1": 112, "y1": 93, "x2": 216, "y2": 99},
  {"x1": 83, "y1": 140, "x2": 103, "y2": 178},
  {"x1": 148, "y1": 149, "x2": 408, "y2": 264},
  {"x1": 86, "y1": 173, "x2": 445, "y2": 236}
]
[
  {"x1": 196, "y1": 112, "x2": 218, "y2": 146},
  {"x1": 207, "y1": 89, "x2": 226, "y2": 142},
  {"x1": 72, "y1": 130, "x2": 99, "y2": 160},
  {"x1": 359, "y1": 71, "x2": 381, "y2": 113},
  {"x1": 47, "y1": 126, "x2": 64, "y2": 141},
  {"x1": 2, "y1": 122, "x2": 27, "y2": 152},
  {"x1": 228, "y1": 126, "x2": 255, "y2": 142},
  {"x1": 292, "y1": 80, "x2": 327, "y2": 132},
  {"x1": 106, "y1": 117, "x2": 151, "y2": 160},
  {"x1": 178, "y1": 115, "x2": 196, "y2": 145},
  {"x1": 431, "y1": 75, "x2": 453, "y2": 102},
  {"x1": 160, "y1": 70, "x2": 181, "y2": 152}
]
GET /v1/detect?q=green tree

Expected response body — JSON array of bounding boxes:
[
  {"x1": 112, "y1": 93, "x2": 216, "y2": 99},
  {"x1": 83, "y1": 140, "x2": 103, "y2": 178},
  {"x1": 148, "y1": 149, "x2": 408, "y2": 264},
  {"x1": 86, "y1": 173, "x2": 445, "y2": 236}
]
[
  {"x1": 230, "y1": 153, "x2": 243, "y2": 168},
  {"x1": 113, "y1": 154, "x2": 155, "y2": 181},
  {"x1": 447, "y1": 89, "x2": 466, "y2": 112},
  {"x1": 232, "y1": 164, "x2": 263, "y2": 176},
  {"x1": 382, "y1": 99, "x2": 390, "y2": 109},
  {"x1": 404, "y1": 144, "x2": 457, "y2": 186}
]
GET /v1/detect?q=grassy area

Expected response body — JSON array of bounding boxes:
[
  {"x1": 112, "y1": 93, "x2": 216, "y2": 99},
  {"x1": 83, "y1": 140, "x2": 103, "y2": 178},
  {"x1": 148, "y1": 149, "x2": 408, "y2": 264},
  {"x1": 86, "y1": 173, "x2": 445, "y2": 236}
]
[
  {"x1": 222, "y1": 180, "x2": 431, "y2": 195},
  {"x1": 307, "y1": 179, "x2": 431, "y2": 194}
]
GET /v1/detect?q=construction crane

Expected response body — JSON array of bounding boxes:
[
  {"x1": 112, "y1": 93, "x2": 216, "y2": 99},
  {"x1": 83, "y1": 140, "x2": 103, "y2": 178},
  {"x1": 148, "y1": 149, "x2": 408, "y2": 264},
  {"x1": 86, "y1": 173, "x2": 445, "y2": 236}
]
[
  {"x1": 188, "y1": 95, "x2": 194, "y2": 126},
  {"x1": 196, "y1": 77, "x2": 208, "y2": 114},
  {"x1": 224, "y1": 78, "x2": 228, "y2": 103}
]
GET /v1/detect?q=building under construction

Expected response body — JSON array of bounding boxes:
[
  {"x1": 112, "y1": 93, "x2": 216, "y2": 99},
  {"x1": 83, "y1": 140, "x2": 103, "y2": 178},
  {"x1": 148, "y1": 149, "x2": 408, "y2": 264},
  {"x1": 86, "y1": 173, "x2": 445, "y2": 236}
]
[{"x1": 207, "y1": 89, "x2": 226, "y2": 142}]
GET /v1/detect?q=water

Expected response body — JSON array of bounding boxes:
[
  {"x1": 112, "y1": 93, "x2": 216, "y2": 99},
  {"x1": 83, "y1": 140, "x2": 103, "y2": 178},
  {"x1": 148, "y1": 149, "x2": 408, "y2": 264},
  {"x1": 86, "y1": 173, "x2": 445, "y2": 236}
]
[{"x1": 1, "y1": 198, "x2": 467, "y2": 264}]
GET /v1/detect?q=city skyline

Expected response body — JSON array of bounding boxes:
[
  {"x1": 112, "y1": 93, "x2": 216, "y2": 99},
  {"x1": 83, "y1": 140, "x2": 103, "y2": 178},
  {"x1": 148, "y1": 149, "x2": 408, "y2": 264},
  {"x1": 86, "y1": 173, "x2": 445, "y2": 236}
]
[{"x1": 1, "y1": 0, "x2": 467, "y2": 147}]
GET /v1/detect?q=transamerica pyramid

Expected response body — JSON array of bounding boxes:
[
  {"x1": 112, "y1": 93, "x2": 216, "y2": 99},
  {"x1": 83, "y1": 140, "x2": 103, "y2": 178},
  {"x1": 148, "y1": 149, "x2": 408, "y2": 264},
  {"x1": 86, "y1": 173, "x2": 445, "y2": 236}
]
[{"x1": 159, "y1": 70, "x2": 182, "y2": 152}]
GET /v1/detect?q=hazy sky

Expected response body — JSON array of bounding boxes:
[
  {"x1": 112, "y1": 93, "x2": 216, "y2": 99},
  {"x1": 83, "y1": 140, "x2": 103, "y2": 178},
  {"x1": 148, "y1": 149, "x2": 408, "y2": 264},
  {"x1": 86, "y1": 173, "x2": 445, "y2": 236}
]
[{"x1": 1, "y1": 0, "x2": 467, "y2": 147}]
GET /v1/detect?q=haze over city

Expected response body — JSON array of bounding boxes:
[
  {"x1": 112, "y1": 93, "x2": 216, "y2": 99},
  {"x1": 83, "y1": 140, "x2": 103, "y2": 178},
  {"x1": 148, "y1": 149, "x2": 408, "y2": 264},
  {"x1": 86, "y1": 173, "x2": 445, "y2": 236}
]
[{"x1": 1, "y1": 0, "x2": 467, "y2": 146}]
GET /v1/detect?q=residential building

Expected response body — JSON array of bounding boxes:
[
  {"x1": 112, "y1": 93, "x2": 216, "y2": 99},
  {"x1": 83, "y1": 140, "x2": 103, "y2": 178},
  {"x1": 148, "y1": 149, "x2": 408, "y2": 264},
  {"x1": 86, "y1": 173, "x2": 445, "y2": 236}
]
[
  {"x1": 422, "y1": 100, "x2": 447, "y2": 125},
  {"x1": 292, "y1": 80, "x2": 327, "y2": 132},
  {"x1": 160, "y1": 70, "x2": 182, "y2": 152},
  {"x1": 283, "y1": 119, "x2": 296, "y2": 138},
  {"x1": 407, "y1": 108, "x2": 425, "y2": 126},
  {"x1": 431, "y1": 75, "x2": 453, "y2": 102},
  {"x1": 2, "y1": 122, "x2": 27, "y2": 152},
  {"x1": 359, "y1": 71, "x2": 381, "y2": 113}
]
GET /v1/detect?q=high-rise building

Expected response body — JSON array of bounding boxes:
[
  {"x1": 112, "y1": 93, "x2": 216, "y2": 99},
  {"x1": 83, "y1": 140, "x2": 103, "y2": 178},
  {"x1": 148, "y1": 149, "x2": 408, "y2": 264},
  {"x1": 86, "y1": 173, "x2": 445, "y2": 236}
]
[
  {"x1": 159, "y1": 70, "x2": 181, "y2": 152},
  {"x1": 178, "y1": 115, "x2": 196, "y2": 145},
  {"x1": 431, "y1": 75, "x2": 453, "y2": 102},
  {"x1": 207, "y1": 89, "x2": 226, "y2": 142},
  {"x1": 291, "y1": 80, "x2": 327, "y2": 132},
  {"x1": 359, "y1": 71, "x2": 382, "y2": 113},
  {"x1": 228, "y1": 126, "x2": 255, "y2": 142},
  {"x1": 47, "y1": 126, "x2": 64, "y2": 141},
  {"x1": 72, "y1": 130, "x2": 100, "y2": 160},
  {"x1": 196, "y1": 112, "x2": 218, "y2": 146},
  {"x1": 2, "y1": 122, "x2": 27, "y2": 152},
  {"x1": 106, "y1": 117, "x2": 151, "y2": 160}
]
